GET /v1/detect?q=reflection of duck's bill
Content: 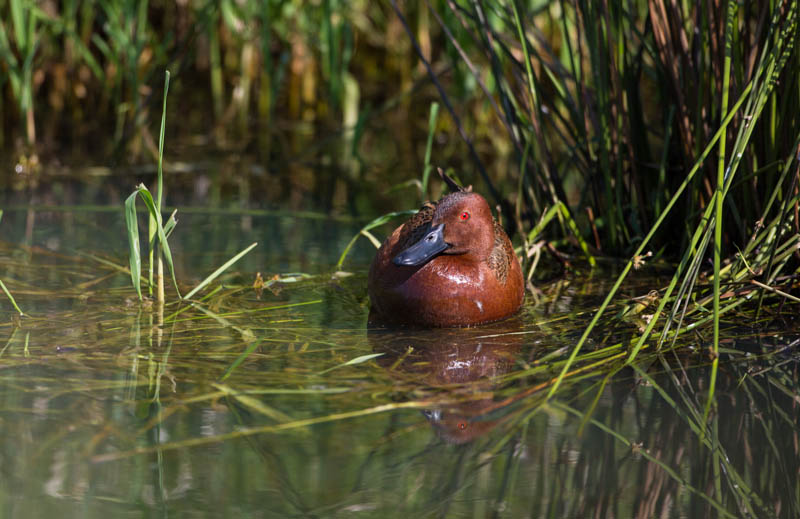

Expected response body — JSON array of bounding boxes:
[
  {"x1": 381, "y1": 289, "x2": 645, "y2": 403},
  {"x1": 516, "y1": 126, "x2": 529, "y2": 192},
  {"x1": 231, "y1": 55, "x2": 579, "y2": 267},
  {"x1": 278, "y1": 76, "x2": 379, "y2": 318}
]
[
  {"x1": 421, "y1": 409, "x2": 441, "y2": 421},
  {"x1": 392, "y1": 223, "x2": 448, "y2": 266},
  {"x1": 421, "y1": 408, "x2": 503, "y2": 444}
]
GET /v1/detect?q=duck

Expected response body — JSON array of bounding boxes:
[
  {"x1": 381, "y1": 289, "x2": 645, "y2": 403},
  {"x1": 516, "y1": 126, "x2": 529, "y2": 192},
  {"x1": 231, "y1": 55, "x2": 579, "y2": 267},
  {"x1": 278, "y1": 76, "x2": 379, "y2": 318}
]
[{"x1": 368, "y1": 171, "x2": 524, "y2": 327}]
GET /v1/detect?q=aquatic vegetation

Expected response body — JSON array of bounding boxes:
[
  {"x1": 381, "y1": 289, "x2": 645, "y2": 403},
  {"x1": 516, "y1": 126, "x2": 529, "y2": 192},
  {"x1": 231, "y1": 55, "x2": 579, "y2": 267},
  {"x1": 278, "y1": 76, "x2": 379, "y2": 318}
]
[
  {"x1": 0, "y1": 245, "x2": 797, "y2": 516},
  {"x1": 380, "y1": 1, "x2": 799, "y2": 382},
  {"x1": 0, "y1": 211, "x2": 23, "y2": 315},
  {"x1": 0, "y1": 277, "x2": 23, "y2": 316},
  {"x1": 0, "y1": 0, "x2": 42, "y2": 144},
  {"x1": 124, "y1": 71, "x2": 181, "y2": 301},
  {"x1": 0, "y1": 0, "x2": 366, "y2": 154},
  {"x1": 0, "y1": 3, "x2": 799, "y2": 515},
  {"x1": 123, "y1": 71, "x2": 256, "y2": 302}
]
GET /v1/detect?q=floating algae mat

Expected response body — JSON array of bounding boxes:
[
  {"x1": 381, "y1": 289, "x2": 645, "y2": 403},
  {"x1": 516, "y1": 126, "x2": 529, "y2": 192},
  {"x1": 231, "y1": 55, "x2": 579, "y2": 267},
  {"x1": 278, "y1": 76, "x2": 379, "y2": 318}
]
[{"x1": 0, "y1": 208, "x2": 798, "y2": 518}]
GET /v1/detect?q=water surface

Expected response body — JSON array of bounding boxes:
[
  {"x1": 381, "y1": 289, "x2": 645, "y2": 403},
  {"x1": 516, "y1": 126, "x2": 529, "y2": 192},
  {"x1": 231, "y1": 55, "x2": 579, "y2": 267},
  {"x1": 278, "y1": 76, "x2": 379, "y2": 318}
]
[{"x1": 1, "y1": 183, "x2": 799, "y2": 518}]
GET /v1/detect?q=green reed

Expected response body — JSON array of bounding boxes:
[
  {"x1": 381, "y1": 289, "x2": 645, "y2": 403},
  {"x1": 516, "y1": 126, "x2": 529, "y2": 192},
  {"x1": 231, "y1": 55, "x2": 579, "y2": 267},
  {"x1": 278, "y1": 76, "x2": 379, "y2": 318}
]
[
  {"x1": 125, "y1": 71, "x2": 178, "y2": 301},
  {"x1": 0, "y1": 0, "x2": 40, "y2": 143},
  {"x1": 405, "y1": 1, "x2": 799, "y2": 359},
  {"x1": 1, "y1": 0, "x2": 365, "y2": 153},
  {"x1": 124, "y1": 71, "x2": 256, "y2": 303},
  {"x1": 0, "y1": 279, "x2": 23, "y2": 317},
  {"x1": 421, "y1": 102, "x2": 441, "y2": 202},
  {"x1": 94, "y1": 0, "x2": 152, "y2": 147},
  {"x1": 707, "y1": 0, "x2": 737, "y2": 431}
]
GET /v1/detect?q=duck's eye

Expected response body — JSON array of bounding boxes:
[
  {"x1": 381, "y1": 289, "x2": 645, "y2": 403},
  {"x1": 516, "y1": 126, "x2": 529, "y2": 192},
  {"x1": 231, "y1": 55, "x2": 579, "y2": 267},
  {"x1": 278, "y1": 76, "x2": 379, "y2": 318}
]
[{"x1": 460, "y1": 211, "x2": 470, "y2": 221}]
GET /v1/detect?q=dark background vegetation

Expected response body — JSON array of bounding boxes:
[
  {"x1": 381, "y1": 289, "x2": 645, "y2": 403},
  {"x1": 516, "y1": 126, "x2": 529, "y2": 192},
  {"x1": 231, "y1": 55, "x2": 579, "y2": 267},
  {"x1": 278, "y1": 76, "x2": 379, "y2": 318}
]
[{"x1": 1, "y1": 1, "x2": 798, "y2": 252}]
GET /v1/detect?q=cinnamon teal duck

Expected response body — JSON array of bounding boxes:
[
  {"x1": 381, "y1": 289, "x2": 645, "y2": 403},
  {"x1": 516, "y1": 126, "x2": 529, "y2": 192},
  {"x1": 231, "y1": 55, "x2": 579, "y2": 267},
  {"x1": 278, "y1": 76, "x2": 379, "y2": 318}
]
[{"x1": 368, "y1": 173, "x2": 524, "y2": 327}]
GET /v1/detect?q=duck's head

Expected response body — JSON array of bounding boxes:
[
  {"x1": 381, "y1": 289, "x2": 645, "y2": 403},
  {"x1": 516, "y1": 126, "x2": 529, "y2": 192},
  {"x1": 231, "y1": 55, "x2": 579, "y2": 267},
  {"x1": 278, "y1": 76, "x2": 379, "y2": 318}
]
[{"x1": 393, "y1": 191, "x2": 495, "y2": 267}]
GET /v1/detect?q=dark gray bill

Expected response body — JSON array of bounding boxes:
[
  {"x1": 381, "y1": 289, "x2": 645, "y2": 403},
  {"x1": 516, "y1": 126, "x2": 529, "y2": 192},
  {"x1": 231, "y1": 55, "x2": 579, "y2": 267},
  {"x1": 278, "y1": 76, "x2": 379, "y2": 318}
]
[{"x1": 392, "y1": 223, "x2": 448, "y2": 266}]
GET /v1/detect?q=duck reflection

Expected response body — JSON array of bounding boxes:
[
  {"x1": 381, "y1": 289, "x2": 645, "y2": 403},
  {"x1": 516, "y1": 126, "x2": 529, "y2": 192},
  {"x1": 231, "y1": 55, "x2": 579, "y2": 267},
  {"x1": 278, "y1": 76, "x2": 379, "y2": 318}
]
[{"x1": 369, "y1": 317, "x2": 528, "y2": 444}]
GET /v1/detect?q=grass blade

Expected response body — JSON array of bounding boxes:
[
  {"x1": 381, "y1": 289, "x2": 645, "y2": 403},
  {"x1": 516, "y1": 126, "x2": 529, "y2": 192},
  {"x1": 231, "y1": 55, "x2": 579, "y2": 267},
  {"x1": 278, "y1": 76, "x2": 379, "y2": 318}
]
[
  {"x1": 134, "y1": 184, "x2": 181, "y2": 299},
  {"x1": 704, "y1": 0, "x2": 737, "y2": 432},
  {"x1": 184, "y1": 242, "x2": 258, "y2": 300},
  {"x1": 124, "y1": 190, "x2": 143, "y2": 300},
  {"x1": 0, "y1": 279, "x2": 23, "y2": 316},
  {"x1": 421, "y1": 101, "x2": 440, "y2": 201},
  {"x1": 336, "y1": 210, "x2": 417, "y2": 269},
  {"x1": 156, "y1": 70, "x2": 169, "y2": 211},
  {"x1": 214, "y1": 383, "x2": 294, "y2": 423},
  {"x1": 219, "y1": 339, "x2": 264, "y2": 381},
  {"x1": 317, "y1": 353, "x2": 384, "y2": 375}
]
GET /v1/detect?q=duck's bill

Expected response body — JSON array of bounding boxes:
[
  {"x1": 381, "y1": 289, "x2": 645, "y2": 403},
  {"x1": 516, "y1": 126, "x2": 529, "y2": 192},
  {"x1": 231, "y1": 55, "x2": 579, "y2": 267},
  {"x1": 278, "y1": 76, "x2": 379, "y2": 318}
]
[{"x1": 392, "y1": 223, "x2": 449, "y2": 266}]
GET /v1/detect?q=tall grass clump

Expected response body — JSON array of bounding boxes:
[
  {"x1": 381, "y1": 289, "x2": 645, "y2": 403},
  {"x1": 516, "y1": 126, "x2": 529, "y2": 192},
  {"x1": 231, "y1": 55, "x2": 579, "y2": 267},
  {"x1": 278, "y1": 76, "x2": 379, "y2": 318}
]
[
  {"x1": 397, "y1": 4, "x2": 797, "y2": 287},
  {"x1": 0, "y1": 0, "x2": 368, "y2": 154},
  {"x1": 124, "y1": 71, "x2": 257, "y2": 304},
  {"x1": 382, "y1": 1, "x2": 800, "y2": 409},
  {"x1": 397, "y1": 1, "x2": 798, "y2": 253},
  {"x1": 0, "y1": 0, "x2": 41, "y2": 144}
]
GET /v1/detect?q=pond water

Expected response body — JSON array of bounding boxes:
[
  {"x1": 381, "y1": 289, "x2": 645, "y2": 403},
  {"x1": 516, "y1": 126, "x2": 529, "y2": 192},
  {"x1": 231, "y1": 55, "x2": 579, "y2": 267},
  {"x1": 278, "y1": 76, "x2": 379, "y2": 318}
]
[{"x1": 1, "y1": 177, "x2": 799, "y2": 518}]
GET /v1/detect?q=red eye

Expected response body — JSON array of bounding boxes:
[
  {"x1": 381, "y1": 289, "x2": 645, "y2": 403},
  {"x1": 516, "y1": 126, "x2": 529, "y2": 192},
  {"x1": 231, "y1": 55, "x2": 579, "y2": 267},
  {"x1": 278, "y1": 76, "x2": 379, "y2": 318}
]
[{"x1": 460, "y1": 211, "x2": 470, "y2": 221}]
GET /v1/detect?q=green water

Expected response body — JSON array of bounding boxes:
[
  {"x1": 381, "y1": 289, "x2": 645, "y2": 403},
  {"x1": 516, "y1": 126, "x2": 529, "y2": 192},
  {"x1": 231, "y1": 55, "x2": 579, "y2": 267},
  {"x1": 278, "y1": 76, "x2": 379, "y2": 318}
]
[{"x1": 1, "y1": 182, "x2": 799, "y2": 518}]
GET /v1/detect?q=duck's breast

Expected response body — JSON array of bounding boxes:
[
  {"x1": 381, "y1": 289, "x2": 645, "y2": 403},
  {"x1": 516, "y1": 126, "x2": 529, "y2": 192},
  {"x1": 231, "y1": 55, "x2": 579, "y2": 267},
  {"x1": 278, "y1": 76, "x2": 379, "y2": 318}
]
[{"x1": 370, "y1": 256, "x2": 520, "y2": 326}]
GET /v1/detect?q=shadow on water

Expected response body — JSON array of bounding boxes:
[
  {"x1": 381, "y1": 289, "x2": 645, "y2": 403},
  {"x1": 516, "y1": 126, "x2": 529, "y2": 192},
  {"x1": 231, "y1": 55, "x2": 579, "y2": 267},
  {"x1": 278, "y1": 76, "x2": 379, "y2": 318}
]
[{"x1": 0, "y1": 217, "x2": 799, "y2": 517}]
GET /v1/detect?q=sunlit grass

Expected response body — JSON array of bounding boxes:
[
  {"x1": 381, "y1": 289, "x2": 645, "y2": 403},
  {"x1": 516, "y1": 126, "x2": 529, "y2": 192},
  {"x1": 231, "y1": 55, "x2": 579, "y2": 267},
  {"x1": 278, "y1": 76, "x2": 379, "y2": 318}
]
[
  {"x1": 124, "y1": 71, "x2": 257, "y2": 303},
  {"x1": 387, "y1": 0, "x2": 800, "y2": 407}
]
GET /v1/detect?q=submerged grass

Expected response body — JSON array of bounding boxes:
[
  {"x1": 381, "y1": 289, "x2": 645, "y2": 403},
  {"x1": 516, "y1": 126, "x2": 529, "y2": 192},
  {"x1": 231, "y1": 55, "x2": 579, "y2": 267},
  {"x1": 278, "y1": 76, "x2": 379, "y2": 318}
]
[
  {"x1": 0, "y1": 278, "x2": 23, "y2": 316},
  {"x1": 0, "y1": 245, "x2": 798, "y2": 515},
  {"x1": 0, "y1": 210, "x2": 23, "y2": 316}
]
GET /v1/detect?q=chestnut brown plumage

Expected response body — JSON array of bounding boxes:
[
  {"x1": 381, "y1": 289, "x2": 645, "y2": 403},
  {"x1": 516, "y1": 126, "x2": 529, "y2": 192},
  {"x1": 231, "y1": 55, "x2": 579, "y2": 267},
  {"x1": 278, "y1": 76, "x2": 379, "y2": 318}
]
[{"x1": 368, "y1": 175, "x2": 523, "y2": 327}]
